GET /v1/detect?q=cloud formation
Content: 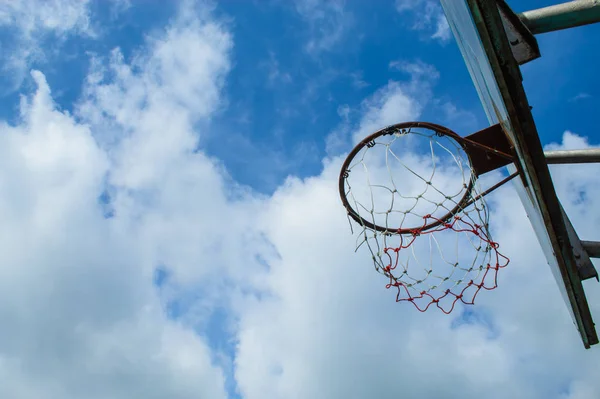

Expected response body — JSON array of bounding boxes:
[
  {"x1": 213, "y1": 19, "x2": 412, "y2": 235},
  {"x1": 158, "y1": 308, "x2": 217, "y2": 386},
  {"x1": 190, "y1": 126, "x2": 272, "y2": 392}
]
[
  {"x1": 235, "y1": 124, "x2": 600, "y2": 399},
  {"x1": 0, "y1": 2, "x2": 599, "y2": 399},
  {"x1": 0, "y1": 4, "x2": 239, "y2": 398},
  {"x1": 0, "y1": 0, "x2": 94, "y2": 90},
  {"x1": 395, "y1": 0, "x2": 450, "y2": 42},
  {"x1": 293, "y1": 0, "x2": 354, "y2": 54}
]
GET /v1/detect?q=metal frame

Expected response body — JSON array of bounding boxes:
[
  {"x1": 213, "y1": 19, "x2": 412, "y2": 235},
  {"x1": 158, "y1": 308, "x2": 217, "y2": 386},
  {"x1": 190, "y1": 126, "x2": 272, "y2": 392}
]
[{"x1": 469, "y1": 0, "x2": 598, "y2": 348}]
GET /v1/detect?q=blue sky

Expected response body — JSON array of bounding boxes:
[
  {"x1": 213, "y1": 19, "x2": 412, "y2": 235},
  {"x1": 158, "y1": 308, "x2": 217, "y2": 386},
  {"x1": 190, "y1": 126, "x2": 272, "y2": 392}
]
[
  {"x1": 2, "y1": 0, "x2": 597, "y2": 192},
  {"x1": 0, "y1": 1, "x2": 599, "y2": 398}
]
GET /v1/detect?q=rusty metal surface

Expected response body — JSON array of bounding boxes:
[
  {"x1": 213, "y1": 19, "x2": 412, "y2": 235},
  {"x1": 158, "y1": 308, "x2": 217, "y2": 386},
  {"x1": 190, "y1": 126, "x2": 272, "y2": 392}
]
[{"x1": 464, "y1": 123, "x2": 514, "y2": 176}]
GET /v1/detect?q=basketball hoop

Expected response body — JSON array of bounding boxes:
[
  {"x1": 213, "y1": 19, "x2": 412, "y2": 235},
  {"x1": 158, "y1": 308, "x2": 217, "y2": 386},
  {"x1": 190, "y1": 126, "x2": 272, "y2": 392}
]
[{"x1": 339, "y1": 122, "x2": 514, "y2": 313}]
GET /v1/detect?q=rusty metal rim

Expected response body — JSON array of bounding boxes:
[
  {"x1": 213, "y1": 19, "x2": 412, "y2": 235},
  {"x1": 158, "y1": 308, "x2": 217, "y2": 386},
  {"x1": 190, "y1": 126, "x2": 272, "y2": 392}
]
[{"x1": 338, "y1": 121, "x2": 477, "y2": 235}]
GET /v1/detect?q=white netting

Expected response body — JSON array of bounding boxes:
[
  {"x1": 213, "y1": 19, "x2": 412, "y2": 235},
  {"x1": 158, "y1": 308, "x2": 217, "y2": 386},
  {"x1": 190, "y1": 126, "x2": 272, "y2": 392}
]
[{"x1": 341, "y1": 124, "x2": 509, "y2": 313}]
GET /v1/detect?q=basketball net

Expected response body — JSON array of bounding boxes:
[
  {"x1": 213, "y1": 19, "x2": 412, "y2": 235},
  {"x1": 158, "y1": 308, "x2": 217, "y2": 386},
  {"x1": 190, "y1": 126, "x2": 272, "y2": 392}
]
[{"x1": 340, "y1": 123, "x2": 509, "y2": 313}]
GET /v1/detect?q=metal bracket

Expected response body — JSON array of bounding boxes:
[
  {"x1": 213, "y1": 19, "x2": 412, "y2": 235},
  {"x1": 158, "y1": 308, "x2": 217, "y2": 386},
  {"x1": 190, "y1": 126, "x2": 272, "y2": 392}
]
[
  {"x1": 560, "y1": 205, "x2": 599, "y2": 282},
  {"x1": 497, "y1": 0, "x2": 541, "y2": 65},
  {"x1": 463, "y1": 123, "x2": 515, "y2": 176}
]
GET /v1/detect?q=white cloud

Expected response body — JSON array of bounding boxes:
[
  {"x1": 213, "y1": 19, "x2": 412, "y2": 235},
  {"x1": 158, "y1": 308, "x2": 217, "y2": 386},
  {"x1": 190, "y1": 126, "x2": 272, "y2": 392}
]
[
  {"x1": 263, "y1": 51, "x2": 292, "y2": 86},
  {"x1": 0, "y1": 0, "x2": 92, "y2": 36},
  {"x1": 325, "y1": 60, "x2": 438, "y2": 153},
  {"x1": 0, "y1": 70, "x2": 229, "y2": 399},
  {"x1": 293, "y1": 0, "x2": 354, "y2": 54},
  {"x1": 75, "y1": 5, "x2": 271, "y2": 290},
  {"x1": 0, "y1": 0, "x2": 94, "y2": 90},
  {"x1": 2, "y1": 2, "x2": 600, "y2": 399},
  {"x1": 234, "y1": 96, "x2": 600, "y2": 398},
  {"x1": 110, "y1": 0, "x2": 132, "y2": 18},
  {"x1": 569, "y1": 93, "x2": 592, "y2": 102},
  {"x1": 395, "y1": 0, "x2": 450, "y2": 43},
  {"x1": 0, "y1": 3, "x2": 249, "y2": 398},
  {"x1": 545, "y1": 132, "x2": 600, "y2": 240},
  {"x1": 352, "y1": 80, "x2": 421, "y2": 142}
]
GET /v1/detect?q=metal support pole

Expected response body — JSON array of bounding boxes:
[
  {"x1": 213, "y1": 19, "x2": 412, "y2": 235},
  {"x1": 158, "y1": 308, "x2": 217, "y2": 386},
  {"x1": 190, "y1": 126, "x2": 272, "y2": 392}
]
[
  {"x1": 582, "y1": 241, "x2": 600, "y2": 259},
  {"x1": 519, "y1": 0, "x2": 600, "y2": 35},
  {"x1": 545, "y1": 148, "x2": 600, "y2": 164}
]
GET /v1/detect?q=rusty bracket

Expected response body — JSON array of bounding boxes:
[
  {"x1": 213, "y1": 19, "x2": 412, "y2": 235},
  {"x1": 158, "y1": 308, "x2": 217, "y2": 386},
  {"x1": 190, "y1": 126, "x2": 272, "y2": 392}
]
[{"x1": 462, "y1": 123, "x2": 516, "y2": 176}]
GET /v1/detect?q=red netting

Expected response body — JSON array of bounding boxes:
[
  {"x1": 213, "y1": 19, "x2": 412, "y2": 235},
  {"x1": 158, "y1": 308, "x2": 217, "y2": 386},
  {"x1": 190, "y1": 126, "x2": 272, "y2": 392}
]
[{"x1": 381, "y1": 214, "x2": 509, "y2": 314}]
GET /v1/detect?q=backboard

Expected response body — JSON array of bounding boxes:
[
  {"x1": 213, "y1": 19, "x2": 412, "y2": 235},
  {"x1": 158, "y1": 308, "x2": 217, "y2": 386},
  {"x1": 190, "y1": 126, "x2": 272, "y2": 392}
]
[{"x1": 440, "y1": 0, "x2": 598, "y2": 348}]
